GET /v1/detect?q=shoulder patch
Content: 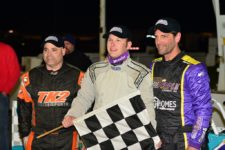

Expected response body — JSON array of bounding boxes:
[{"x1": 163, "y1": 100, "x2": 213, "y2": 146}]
[
  {"x1": 129, "y1": 60, "x2": 150, "y2": 88},
  {"x1": 182, "y1": 55, "x2": 200, "y2": 65},
  {"x1": 78, "y1": 72, "x2": 85, "y2": 86},
  {"x1": 89, "y1": 61, "x2": 109, "y2": 83},
  {"x1": 66, "y1": 63, "x2": 81, "y2": 71},
  {"x1": 21, "y1": 72, "x2": 30, "y2": 87}
]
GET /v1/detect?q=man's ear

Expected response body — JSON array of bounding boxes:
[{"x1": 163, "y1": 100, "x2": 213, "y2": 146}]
[
  {"x1": 62, "y1": 47, "x2": 66, "y2": 56},
  {"x1": 127, "y1": 41, "x2": 132, "y2": 49},
  {"x1": 175, "y1": 32, "x2": 181, "y2": 43}
]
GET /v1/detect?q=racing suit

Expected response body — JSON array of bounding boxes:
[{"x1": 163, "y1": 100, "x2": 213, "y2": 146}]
[
  {"x1": 66, "y1": 57, "x2": 157, "y2": 129},
  {"x1": 17, "y1": 63, "x2": 84, "y2": 150},
  {"x1": 150, "y1": 52, "x2": 212, "y2": 150}
]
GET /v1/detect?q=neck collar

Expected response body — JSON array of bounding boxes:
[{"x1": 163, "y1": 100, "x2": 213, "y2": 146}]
[{"x1": 108, "y1": 51, "x2": 129, "y2": 65}]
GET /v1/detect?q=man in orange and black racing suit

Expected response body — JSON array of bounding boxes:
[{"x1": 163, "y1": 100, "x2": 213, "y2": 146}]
[{"x1": 17, "y1": 35, "x2": 84, "y2": 150}]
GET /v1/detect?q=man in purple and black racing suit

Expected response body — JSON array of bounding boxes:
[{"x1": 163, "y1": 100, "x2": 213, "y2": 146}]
[{"x1": 147, "y1": 17, "x2": 212, "y2": 150}]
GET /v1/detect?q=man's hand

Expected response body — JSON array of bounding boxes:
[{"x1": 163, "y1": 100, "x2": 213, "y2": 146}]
[
  {"x1": 187, "y1": 146, "x2": 198, "y2": 150},
  {"x1": 23, "y1": 136, "x2": 28, "y2": 150},
  {"x1": 155, "y1": 140, "x2": 162, "y2": 149},
  {"x1": 62, "y1": 116, "x2": 76, "y2": 128},
  {"x1": 152, "y1": 136, "x2": 162, "y2": 149},
  {"x1": 1, "y1": 91, "x2": 7, "y2": 96}
]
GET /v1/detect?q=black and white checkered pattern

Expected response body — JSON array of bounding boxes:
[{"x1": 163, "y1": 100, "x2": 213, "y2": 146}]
[
  {"x1": 74, "y1": 91, "x2": 158, "y2": 150},
  {"x1": 11, "y1": 101, "x2": 23, "y2": 148}
]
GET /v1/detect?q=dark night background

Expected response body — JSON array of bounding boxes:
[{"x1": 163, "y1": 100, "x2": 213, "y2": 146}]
[
  {"x1": 0, "y1": 0, "x2": 218, "y2": 33},
  {"x1": 0, "y1": 0, "x2": 224, "y2": 58}
]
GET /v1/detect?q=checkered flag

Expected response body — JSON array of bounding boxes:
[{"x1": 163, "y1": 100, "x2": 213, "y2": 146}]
[{"x1": 73, "y1": 91, "x2": 159, "y2": 150}]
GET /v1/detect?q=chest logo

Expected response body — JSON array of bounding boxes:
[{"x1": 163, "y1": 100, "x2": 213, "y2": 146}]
[
  {"x1": 154, "y1": 96, "x2": 177, "y2": 111},
  {"x1": 38, "y1": 91, "x2": 70, "y2": 104},
  {"x1": 153, "y1": 77, "x2": 180, "y2": 92}
]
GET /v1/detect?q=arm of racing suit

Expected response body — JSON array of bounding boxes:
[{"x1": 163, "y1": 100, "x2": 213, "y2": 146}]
[
  {"x1": 138, "y1": 71, "x2": 157, "y2": 129},
  {"x1": 17, "y1": 72, "x2": 33, "y2": 138},
  {"x1": 66, "y1": 68, "x2": 95, "y2": 118},
  {"x1": 186, "y1": 63, "x2": 212, "y2": 149}
]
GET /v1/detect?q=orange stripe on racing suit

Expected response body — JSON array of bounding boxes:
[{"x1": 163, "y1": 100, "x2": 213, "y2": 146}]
[
  {"x1": 26, "y1": 131, "x2": 35, "y2": 150},
  {"x1": 78, "y1": 72, "x2": 84, "y2": 86},
  {"x1": 18, "y1": 72, "x2": 36, "y2": 127}
]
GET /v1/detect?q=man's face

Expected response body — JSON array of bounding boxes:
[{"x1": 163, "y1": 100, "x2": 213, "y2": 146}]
[
  {"x1": 154, "y1": 29, "x2": 178, "y2": 56},
  {"x1": 107, "y1": 34, "x2": 131, "y2": 58},
  {"x1": 43, "y1": 43, "x2": 65, "y2": 70},
  {"x1": 64, "y1": 41, "x2": 75, "y2": 54}
]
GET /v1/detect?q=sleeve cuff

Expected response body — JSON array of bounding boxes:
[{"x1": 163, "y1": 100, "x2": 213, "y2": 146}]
[{"x1": 189, "y1": 140, "x2": 202, "y2": 150}]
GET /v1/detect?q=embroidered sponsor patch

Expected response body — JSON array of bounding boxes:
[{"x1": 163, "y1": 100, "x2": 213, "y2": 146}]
[{"x1": 154, "y1": 97, "x2": 176, "y2": 111}]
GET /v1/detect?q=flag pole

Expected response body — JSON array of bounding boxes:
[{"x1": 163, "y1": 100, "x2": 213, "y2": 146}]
[{"x1": 36, "y1": 125, "x2": 64, "y2": 139}]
